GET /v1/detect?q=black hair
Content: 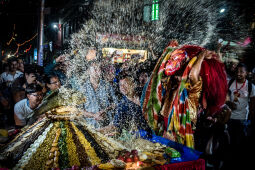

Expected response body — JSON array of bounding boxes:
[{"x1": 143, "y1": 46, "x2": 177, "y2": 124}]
[
  {"x1": 45, "y1": 74, "x2": 59, "y2": 84},
  {"x1": 7, "y1": 57, "x2": 18, "y2": 66},
  {"x1": 116, "y1": 71, "x2": 130, "y2": 81},
  {"x1": 25, "y1": 83, "x2": 43, "y2": 95},
  {"x1": 24, "y1": 64, "x2": 37, "y2": 75},
  {"x1": 236, "y1": 63, "x2": 248, "y2": 71},
  {"x1": 17, "y1": 56, "x2": 24, "y2": 61},
  {"x1": 204, "y1": 43, "x2": 216, "y2": 51}
]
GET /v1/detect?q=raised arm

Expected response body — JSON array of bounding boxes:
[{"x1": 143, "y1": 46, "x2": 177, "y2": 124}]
[{"x1": 189, "y1": 50, "x2": 206, "y2": 85}]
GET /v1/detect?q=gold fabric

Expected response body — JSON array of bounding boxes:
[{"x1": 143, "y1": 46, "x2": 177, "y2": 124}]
[{"x1": 186, "y1": 77, "x2": 202, "y2": 126}]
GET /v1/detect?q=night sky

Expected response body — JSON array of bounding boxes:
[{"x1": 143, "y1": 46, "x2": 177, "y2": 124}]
[
  {"x1": 0, "y1": 0, "x2": 65, "y2": 52},
  {"x1": 0, "y1": 0, "x2": 255, "y2": 54}
]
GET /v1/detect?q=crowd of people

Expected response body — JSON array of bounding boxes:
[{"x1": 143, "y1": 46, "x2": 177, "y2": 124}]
[
  {"x1": 0, "y1": 42, "x2": 255, "y2": 169},
  {"x1": 0, "y1": 56, "x2": 64, "y2": 129}
]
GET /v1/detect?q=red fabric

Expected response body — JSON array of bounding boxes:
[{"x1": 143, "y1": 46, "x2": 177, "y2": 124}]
[
  {"x1": 179, "y1": 45, "x2": 204, "y2": 58},
  {"x1": 164, "y1": 45, "x2": 204, "y2": 76},
  {"x1": 164, "y1": 49, "x2": 187, "y2": 76},
  {"x1": 179, "y1": 45, "x2": 227, "y2": 115},
  {"x1": 155, "y1": 159, "x2": 205, "y2": 170},
  {"x1": 200, "y1": 59, "x2": 228, "y2": 115}
]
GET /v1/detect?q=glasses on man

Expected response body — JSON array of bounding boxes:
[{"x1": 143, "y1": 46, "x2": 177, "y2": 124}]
[{"x1": 30, "y1": 93, "x2": 44, "y2": 98}]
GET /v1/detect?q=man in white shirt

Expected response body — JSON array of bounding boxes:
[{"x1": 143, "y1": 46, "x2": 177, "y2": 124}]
[
  {"x1": 14, "y1": 84, "x2": 43, "y2": 128},
  {"x1": 0, "y1": 58, "x2": 23, "y2": 87},
  {"x1": 228, "y1": 63, "x2": 255, "y2": 122},
  {"x1": 225, "y1": 63, "x2": 255, "y2": 169}
]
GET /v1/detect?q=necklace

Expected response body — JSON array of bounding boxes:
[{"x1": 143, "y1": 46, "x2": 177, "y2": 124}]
[{"x1": 233, "y1": 80, "x2": 246, "y2": 102}]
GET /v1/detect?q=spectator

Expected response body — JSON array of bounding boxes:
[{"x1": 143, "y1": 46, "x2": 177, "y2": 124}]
[
  {"x1": 98, "y1": 75, "x2": 151, "y2": 135},
  {"x1": 44, "y1": 55, "x2": 66, "y2": 85},
  {"x1": 81, "y1": 60, "x2": 118, "y2": 129},
  {"x1": 14, "y1": 84, "x2": 43, "y2": 128},
  {"x1": 0, "y1": 58, "x2": 23, "y2": 87},
  {"x1": 135, "y1": 69, "x2": 150, "y2": 99},
  {"x1": 34, "y1": 64, "x2": 47, "y2": 94},
  {"x1": 45, "y1": 74, "x2": 61, "y2": 96},
  {"x1": 101, "y1": 61, "x2": 120, "y2": 97},
  {"x1": 17, "y1": 57, "x2": 24, "y2": 73},
  {"x1": 102, "y1": 62, "x2": 116, "y2": 84},
  {"x1": 227, "y1": 63, "x2": 255, "y2": 123},
  {"x1": 224, "y1": 63, "x2": 255, "y2": 169},
  {"x1": 11, "y1": 64, "x2": 37, "y2": 104}
]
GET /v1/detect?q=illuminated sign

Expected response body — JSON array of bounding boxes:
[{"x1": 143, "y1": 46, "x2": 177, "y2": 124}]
[
  {"x1": 102, "y1": 48, "x2": 147, "y2": 63},
  {"x1": 152, "y1": 0, "x2": 159, "y2": 21},
  {"x1": 34, "y1": 48, "x2": 37, "y2": 61},
  {"x1": 96, "y1": 33, "x2": 146, "y2": 45}
]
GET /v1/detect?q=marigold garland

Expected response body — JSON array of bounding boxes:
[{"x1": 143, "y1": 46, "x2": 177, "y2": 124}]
[
  {"x1": 76, "y1": 125, "x2": 109, "y2": 163},
  {"x1": 68, "y1": 122, "x2": 91, "y2": 167},
  {"x1": 70, "y1": 122, "x2": 102, "y2": 165},
  {"x1": 65, "y1": 121, "x2": 81, "y2": 167}
]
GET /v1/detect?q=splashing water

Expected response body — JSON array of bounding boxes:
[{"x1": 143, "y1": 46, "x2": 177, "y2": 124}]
[{"x1": 57, "y1": 0, "x2": 250, "y2": 142}]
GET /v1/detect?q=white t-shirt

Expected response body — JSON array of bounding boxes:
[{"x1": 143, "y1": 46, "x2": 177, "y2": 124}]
[
  {"x1": 0, "y1": 71, "x2": 23, "y2": 86},
  {"x1": 14, "y1": 98, "x2": 33, "y2": 126},
  {"x1": 229, "y1": 80, "x2": 255, "y2": 120}
]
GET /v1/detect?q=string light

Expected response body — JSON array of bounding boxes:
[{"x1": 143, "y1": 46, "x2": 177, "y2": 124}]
[
  {"x1": 14, "y1": 43, "x2": 20, "y2": 56},
  {"x1": 6, "y1": 24, "x2": 16, "y2": 46},
  {"x1": 5, "y1": 24, "x2": 37, "y2": 56},
  {"x1": 17, "y1": 33, "x2": 38, "y2": 46},
  {"x1": 13, "y1": 33, "x2": 38, "y2": 56},
  {"x1": 25, "y1": 45, "x2": 32, "y2": 53}
]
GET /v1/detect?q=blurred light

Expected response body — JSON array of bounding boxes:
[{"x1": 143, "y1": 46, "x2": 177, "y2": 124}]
[
  {"x1": 220, "y1": 8, "x2": 225, "y2": 13},
  {"x1": 53, "y1": 24, "x2": 58, "y2": 29},
  {"x1": 7, "y1": 54, "x2": 11, "y2": 58}
]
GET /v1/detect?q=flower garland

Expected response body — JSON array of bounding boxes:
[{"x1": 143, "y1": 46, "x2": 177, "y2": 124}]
[
  {"x1": 76, "y1": 125, "x2": 109, "y2": 163},
  {"x1": 12, "y1": 121, "x2": 51, "y2": 164},
  {"x1": 70, "y1": 122, "x2": 102, "y2": 165},
  {"x1": 58, "y1": 121, "x2": 70, "y2": 169},
  {"x1": 45, "y1": 127, "x2": 61, "y2": 169},
  {"x1": 13, "y1": 123, "x2": 54, "y2": 170},
  {"x1": 23, "y1": 122, "x2": 58, "y2": 170},
  {"x1": 65, "y1": 122, "x2": 81, "y2": 167},
  {"x1": 79, "y1": 122, "x2": 125, "y2": 159},
  {"x1": 4, "y1": 118, "x2": 47, "y2": 153},
  {"x1": 68, "y1": 122, "x2": 91, "y2": 167}
]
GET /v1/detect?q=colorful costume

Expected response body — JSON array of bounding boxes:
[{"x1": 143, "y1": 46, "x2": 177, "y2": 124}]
[{"x1": 142, "y1": 42, "x2": 227, "y2": 148}]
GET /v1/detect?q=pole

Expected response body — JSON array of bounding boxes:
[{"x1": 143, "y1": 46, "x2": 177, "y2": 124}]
[{"x1": 38, "y1": 0, "x2": 45, "y2": 66}]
